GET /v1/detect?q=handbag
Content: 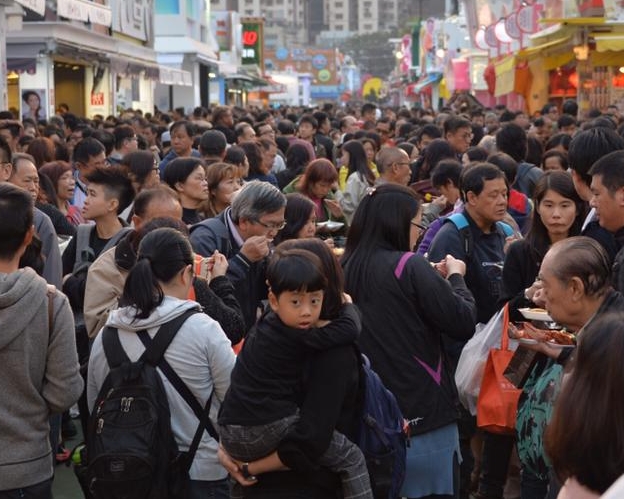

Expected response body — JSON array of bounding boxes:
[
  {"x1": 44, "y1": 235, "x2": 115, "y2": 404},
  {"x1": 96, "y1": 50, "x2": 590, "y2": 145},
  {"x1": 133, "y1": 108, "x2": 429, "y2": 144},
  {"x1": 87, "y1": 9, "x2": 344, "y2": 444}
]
[{"x1": 476, "y1": 304, "x2": 521, "y2": 435}]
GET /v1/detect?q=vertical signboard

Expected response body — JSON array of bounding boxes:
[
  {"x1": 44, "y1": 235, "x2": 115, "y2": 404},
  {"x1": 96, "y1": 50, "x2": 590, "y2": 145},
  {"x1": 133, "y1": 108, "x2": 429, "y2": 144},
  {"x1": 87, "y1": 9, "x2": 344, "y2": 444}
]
[{"x1": 241, "y1": 17, "x2": 264, "y2": 72}]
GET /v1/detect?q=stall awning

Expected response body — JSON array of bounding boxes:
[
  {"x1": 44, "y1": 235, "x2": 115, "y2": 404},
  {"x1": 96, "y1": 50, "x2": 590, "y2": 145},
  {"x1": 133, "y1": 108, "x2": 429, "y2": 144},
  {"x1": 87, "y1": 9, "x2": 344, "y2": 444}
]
[
  {"x1": 7, "y1": 58, "x2": 37, "y2": 73},
  {"x1": 412, "y1": 73, "x2": 443, "y2": 93},
  {"x1": 517, "y1": 36, "x2": 574, "y2": 71},
  {"x1": 594, "y1": 35, "x2": 624, "y2": 53},
  {"x1": 224, "y1": 73, "x2": 271, "y2": 88},
  {"x1": 110, "y1": 56, "x2": 160, "y2": 80}
]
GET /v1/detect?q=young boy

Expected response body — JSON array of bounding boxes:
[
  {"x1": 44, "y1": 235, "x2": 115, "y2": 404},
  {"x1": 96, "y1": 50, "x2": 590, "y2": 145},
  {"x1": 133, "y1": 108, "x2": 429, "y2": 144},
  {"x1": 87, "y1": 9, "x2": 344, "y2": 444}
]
[{"x1": 218, "y1": 248, "x2": 372, "y2": 499}]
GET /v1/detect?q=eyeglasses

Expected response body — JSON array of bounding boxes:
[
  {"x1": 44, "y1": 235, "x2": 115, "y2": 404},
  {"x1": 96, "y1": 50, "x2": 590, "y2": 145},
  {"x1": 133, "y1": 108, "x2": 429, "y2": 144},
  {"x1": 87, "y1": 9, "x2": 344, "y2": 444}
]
[
  {"x1": 376, "y1": 128, "x2": 390, "y2": 135},
  {"x1": 253, "y1": 219, "x2": 287, "y2": 230},
  {"x1": 394, "y1": 161, "x2": 411, "y2": 167},
  {"x1": 459, "y1": 132, "x2": 474, "y2": 141},
  {"x1": 411, "y1": 221, "x2": 427, "y2": 232}
]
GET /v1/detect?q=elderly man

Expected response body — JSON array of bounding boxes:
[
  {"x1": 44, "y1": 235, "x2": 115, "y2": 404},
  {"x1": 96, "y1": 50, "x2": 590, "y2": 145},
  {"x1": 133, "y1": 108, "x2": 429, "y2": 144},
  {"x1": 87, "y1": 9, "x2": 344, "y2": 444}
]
[
  {"x1": 375, "y1": 147, "x2": 412, "y2": 186},
  {"x1": 190, "y1": 181, "x2": 286, "y2": 333}
]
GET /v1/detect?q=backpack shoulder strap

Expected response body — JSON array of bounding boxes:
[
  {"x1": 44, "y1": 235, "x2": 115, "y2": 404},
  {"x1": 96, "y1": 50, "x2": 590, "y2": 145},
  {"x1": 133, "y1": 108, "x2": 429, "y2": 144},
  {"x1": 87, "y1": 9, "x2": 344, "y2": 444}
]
[
  {"x1": 101, "y1": 227, "x2": 132, "y2": 255},
  {"x1": 102, "y1": 326, "x2": 131, "y2": 368},
  {"x1": 73, "y1": 224, "x2": 95, "y2": 272},
  {"x1": 446, "y1": 213, "x2": 473, "y2": 261},
  {"x1": 141, "y1": 309, "x2": 200, "y2": 366},
  {"x1": 495, "y1": 221, "x2": 514, "y2": 238}
]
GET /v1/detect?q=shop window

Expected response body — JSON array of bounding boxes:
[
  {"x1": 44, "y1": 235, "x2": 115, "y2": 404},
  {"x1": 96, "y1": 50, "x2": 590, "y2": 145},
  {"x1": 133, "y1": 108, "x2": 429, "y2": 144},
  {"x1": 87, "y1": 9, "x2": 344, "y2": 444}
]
[
  {"x1": 155, "y1": 0, "x2": 180, "y2": 15},
  {"x1": 131, "y1": 78, "x2": 140, "y2": 102}
]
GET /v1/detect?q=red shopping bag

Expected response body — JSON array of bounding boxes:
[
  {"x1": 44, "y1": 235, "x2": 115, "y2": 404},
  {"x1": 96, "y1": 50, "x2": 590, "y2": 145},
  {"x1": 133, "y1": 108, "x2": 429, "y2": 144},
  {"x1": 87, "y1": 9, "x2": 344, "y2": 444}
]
[{"x1": 476, "y1": 305, "x2": 521, "y2": 435}]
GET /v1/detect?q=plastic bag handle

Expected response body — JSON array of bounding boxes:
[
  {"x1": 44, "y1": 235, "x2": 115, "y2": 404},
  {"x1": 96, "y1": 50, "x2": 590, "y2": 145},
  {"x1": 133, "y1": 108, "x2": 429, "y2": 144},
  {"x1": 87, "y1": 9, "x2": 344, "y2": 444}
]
[{"x1": 500, "y1": 304, "x2": 510, "y2": 351}]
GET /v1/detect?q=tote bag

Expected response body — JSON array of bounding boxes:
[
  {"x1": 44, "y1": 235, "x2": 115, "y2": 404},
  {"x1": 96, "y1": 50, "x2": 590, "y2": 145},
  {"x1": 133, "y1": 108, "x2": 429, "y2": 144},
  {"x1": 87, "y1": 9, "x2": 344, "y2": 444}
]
[{"x1": 476, "y1": 305, "x2": 521, "y2": 434}]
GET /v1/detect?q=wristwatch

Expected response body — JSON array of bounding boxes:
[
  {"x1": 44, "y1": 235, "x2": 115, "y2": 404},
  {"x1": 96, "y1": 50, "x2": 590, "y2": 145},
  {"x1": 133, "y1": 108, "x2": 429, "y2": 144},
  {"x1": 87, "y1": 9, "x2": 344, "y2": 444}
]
[{"x1": 241, "y1": 462, "x2": 255, "y2": 480}]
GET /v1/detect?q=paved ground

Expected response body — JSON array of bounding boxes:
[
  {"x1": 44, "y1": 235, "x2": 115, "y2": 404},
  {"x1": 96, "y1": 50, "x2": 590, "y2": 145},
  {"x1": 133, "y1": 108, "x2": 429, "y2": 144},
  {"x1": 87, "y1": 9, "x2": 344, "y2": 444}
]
[{"x1": 52, "y1": 423, "x2": 85, "y2": 499}]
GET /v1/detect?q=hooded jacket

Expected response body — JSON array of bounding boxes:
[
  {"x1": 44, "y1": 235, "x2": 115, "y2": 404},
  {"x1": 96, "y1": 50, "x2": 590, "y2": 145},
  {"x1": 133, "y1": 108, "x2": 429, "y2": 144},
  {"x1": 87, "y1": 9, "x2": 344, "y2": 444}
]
[
  {"x1": 0, "y1": 268, "x2": 83, "y2": 490},
  {"x1": 87, "y1": 296, "x2": 236, "y2": 481}
]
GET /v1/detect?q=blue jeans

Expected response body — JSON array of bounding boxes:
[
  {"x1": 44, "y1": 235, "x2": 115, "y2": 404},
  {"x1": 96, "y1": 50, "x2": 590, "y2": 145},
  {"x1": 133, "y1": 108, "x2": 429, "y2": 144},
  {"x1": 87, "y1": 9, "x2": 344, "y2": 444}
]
[
  {"x1": 188, "y1": 478, "x2": 229, "y2": 499},
  {"x1": 0, "y1": 478, "x2": 52, "y2": 499}
]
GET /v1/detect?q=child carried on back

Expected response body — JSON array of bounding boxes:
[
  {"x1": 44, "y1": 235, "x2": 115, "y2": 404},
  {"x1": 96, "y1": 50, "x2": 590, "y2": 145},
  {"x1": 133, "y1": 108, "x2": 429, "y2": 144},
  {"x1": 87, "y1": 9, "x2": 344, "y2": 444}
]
[{"x1": 218, "y1": 248, "x2": 372, "y2": 499}]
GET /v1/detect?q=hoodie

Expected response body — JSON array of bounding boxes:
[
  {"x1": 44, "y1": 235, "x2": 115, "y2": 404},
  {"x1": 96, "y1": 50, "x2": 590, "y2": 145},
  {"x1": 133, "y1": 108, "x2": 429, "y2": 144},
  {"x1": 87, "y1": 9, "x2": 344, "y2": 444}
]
[
  {"x1": 0, "y1": 268, "x2": 83, "y2": 490},
  {"x1": 87, "y1": 296, "x2": 236, "y2": 481}
]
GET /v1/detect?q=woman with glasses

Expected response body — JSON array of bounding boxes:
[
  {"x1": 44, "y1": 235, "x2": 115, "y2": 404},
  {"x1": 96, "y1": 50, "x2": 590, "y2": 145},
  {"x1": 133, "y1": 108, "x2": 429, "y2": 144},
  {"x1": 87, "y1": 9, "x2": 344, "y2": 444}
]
[
  {"x1": 342, "y1": 184, "x2": 477, "y2": 499},
  {"x1": 87, "y1": 227, "x2": 236, "y2": 499}
]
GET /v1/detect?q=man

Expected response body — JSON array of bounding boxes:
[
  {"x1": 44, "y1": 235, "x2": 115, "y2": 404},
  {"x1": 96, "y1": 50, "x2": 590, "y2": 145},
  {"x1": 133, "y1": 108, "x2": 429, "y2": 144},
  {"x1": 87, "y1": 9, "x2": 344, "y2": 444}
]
[
  {"x1": 212, "y1": 105, "x2": 236, "y2": 144},
  {"x1": 588, "y1": 150, "x2": 624, "y2": 293},
  {"x1": 4, "y1": 151, "x2": 62, "y2": 288},
  {"x1": 444, "y1": 116, "x2": 473, "y2": 157},
  {"x1": 313, "y1": 111, "x2": 335, "y2": 163},
  {"x1": 84, "y1": 186, "x2": 183, "y2": 338},
  {"x1": 415, "y1": 124, "x2": 442, "y2": 152},
  {"x1": 496, "y1": 123, "x2": 543, "y2": 198},
  {"x1": 375, "y1": 117, "x2": 395, "y2": 146},
  {"x1": 427, "y1": 163, "x2": 513, "y2": 499},
  {"x1": 568, "y1": 127, "x2": 623, "y2": 261},
  {"x1": 158, "y1": 120, "x2": 200, "y2": 175},
  {"x1": 375, "y1": 147, "x2": 411, "y2": 186},
  {"x1": 484, "y1": 112, "x2": 499, "y2": 136},
  {"x1": 339, "y1": 115, "x2": 359, "y2": 136},
  {"x1": 199, "y1": 129, "x2": 227, "y2": 167},
  {"x1": 72, "y1": 137, "x2": 107, "y2": 210},
  {"x1": 107, "y1": 124, "x2": 138, "y2": 165},
  {"x1": 190, "y1": 181, "x2": 286, "y2": 333},
  {"x1": 297, "y1": 114, "x2": 327, "y2": 158},
  {"x1": 66, "y1": 124, "x2": 93, "y2": 160},
  {"x1": 0, "y1": 183, "x2": 82, "y2": 497},
  {"x1": 360, "y1": 102, "x2": 377, "y2": 127},
  {"x1": 235, "y1": 122, "x2": 256, "y2": 144},
  {"x1": 0, "y1": 119, "x2": 23, "y2": 153}
]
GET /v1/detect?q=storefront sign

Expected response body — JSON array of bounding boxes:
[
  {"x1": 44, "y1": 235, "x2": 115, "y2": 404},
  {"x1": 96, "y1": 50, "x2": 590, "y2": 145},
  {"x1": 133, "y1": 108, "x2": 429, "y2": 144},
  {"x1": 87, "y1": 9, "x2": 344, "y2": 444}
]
[
  {"x1": 241, "y1": 20, "x2": 263, "y2": 67},
  {"x1": 14, "y1": 0, "x2": 45, "y2": 16},
  {"x1": 58, "y1": 0, "x2": 112, "y2": 26},
  {"x1": 91, "y1": 92, "x2": 105, "y2": 106},
  {"x1": 113, "y1": 0, "x2": 149, "y2": 40},
  {"x1": 211, "y1": 11, "x2": 233, "y2": 52}
]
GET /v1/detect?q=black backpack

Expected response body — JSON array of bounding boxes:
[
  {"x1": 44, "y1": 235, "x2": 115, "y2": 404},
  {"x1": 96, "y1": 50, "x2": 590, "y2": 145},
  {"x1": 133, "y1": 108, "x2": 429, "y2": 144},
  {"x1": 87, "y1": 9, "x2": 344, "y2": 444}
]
[{"x1": 87, "y1": 309, "x2": 219, "y2": 499}]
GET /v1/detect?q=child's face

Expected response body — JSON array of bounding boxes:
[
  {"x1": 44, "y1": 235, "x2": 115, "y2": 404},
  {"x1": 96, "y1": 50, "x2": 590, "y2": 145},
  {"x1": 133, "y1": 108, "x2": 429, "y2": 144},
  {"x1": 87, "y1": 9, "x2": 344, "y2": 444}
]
[{"x1": 269, "y1": 289, "x2": 324, "y2": 329}]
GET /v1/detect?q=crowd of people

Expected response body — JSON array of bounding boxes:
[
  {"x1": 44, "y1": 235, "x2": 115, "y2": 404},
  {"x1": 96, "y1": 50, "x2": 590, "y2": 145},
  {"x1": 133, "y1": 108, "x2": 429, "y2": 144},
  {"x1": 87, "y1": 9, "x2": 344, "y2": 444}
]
[{"x1": 2, "y1": 97, "x2": 624, "y2": 499}]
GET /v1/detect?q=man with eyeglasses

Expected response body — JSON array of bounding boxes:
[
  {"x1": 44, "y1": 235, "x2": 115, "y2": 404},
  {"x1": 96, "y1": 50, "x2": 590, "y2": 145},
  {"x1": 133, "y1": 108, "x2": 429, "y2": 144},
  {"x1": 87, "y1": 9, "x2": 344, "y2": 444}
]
[
  {"x1": 190, "y1": 180, "x2": 287, "y2": 334},
  {"x1": 375, "y1": 147, "x2": 411, "y2": 186},
  {"x1": 375, "y1": 117, "x2": 395, "y2": 146},
  {"x1": 443, "y1": 116, "x2": 473, "y2": 158}
]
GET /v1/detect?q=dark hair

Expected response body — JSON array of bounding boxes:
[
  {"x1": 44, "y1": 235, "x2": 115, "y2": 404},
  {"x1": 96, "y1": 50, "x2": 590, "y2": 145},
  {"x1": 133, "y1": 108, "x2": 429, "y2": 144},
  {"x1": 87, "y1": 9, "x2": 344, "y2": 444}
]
[
  {"x1": 545, "y1": 132, "x2": 572, "y2": 152},
  {"x1": 526, "y1": 135, "x2": 544, "y2": 167},
  {"x1": 277, "y1": 119, "x2": 296, "y2": 135},
  {"x1": 547, "y1": 236, "x2": 611, "y2": 298},
  {"x1": 342, "y1": 140, "x2": 374, "y2": 185},
  {"x1": 26, "y1": 137, "x2": 55, "y2": 168},
  {"x1": 0, "y1": 183, "x2": 34, "y2": 259},
  {"x1": 267, "y1": 248, "x2": 327, "y2": 297},
  {"x1": 556, "y1": 115, "x2": 576, "y2": 130},
  {"x1": 545, "y1": 312, "x2": 624, "y2": 494},
  {"x1": 568, "y1": 128, "x2": 624, "y2": 185},
  {"x1": 163, "y1": 157, "x2": 205, "y2": 191},
  {"x1": 224, "y1": 145, "x2": 246, "y2": 166},
  {"x1": 285, "y1": 143, "x2": 311, "y2": 174},
  {"x1": 459, "y1": 162, "x2": 507, "y2": 202},
  {"x1": 170, "y1": 120, "x2": 195, "y2": 138},
  {"x1": 431, "y1": 159, "x2": 462, "y2": 188},
  {"x1": 343, "y1": 184, "x2": 420, "y2": 297},
  {"x1": 525, "y1": 171, "x2": 585, "y2": 261},
  {"x1": 298, "y1": 159, "x2": 338, "y2": 197},
  {"x1": 85, "y1": 165, "x2": 134, "y2": 215},
  {"x1": 396, "y1": 142, "x2": 415, "y2": 158},
  {"x1": 589, "y1": 150, "x2": 624, "y2": 193},
  {"x1": 277, "y1": 238, "x2": 344, "y2": 320},
  {"x1": 113, "y1": 125, "x2": 136, "y2": 150},
  {"x1": 90, "y1": 130, "x2": 115, "y2": 156},
  {"x1": 0, "y1": 135, "x2": 12, "y2": 163},
  {"x1": 443, "y1": 116, "x2": 472, "y2": 135},
  {"x1": 73, "y1": 137, "x2": 105, "y2": 164},
  {"x1": 562, "y1": 99, "x2": 578, "y2": 116},
  {"x1": 496, "y1": 123, "x2": 528, "y2": 162},
  {"x1": 416, "y1": 124, "x2": 442, "y2": 144},
  {"x1": 541, "y1": 150, "x2": 568, "y2": 171},
  {"x1": 487, "y1": 152, "x2": 518, "y2": 184},
  {"x1": 203, "y1": 162, "x2": 238, "y2": 217},
  {"x1": 274, "y1": 193, "x2": 316, "y2": 244},
  {"x1": 419, "y1": 138, "x2": 456, "y2": 180},
  {"x1": 240, "y1": 141, "x2": 263, "y2": 176},
  {"x1": 464, "y1": 146, "x2": 489, "y2": 163},
  {"x1": 120, "y1": 227, "x2": 194, "y2": 319},
  {"x1": 121, "y1": 150, "x2": 156, "y2": 189},
  {"x1": 199, "y1": 130, "x2": 227, "y2": 156}
]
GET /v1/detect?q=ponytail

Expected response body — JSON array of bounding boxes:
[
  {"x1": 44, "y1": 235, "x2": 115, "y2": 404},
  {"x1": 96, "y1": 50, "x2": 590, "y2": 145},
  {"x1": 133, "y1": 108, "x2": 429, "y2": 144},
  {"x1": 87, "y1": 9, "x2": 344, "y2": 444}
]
[{"x1": 120, "y1": 256, "x2": 164, "y2": 319}]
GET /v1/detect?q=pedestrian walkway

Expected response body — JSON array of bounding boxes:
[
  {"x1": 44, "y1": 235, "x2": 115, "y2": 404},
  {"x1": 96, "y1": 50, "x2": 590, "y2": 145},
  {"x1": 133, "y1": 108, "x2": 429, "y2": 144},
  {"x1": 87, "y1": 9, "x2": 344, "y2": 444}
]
[{"x1": 52, "y1": 424, "x2": 84, "y2": 499}]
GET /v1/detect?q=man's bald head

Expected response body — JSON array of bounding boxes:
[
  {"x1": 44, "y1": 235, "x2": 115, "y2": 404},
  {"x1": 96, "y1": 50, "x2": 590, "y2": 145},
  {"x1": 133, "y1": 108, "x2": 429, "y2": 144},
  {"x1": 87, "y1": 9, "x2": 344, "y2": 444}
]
[{"x1": 376, "y1": 147, "x2": 411, "y2": 186}]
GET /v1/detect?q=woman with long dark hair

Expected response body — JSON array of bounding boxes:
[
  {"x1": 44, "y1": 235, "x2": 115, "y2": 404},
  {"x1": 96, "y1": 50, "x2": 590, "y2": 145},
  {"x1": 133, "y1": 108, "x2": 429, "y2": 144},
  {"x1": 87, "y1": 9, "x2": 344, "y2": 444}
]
[
  {"x1": 336, "y1": 140, "x2": 376, "y2": 223},
  {"x1": 342, "y1": 184, "x2": 477, "y2": 499},
  {"x1": 87, "y1": 227, "x2": 235, "y2": 499}
]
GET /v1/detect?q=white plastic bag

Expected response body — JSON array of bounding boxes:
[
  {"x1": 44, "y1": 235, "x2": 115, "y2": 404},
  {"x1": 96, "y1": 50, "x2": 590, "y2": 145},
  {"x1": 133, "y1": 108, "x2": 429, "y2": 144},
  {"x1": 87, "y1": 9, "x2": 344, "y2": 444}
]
[{"x1": 455, "y1": 305, "x2": 513, "y2": 415}]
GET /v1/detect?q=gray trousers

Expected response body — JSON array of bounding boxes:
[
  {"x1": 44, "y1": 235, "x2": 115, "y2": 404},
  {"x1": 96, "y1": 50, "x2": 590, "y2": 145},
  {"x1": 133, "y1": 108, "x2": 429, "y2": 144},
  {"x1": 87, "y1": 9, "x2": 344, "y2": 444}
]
[{"x1": 220, "y1": 414, "x2": 372, "y2": 499}]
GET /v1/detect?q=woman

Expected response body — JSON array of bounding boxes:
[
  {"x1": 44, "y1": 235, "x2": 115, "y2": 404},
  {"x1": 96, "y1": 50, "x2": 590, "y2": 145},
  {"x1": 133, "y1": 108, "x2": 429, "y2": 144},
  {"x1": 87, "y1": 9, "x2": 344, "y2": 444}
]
[
  {"x1": 360, "y1": 137, "x2": 380, "y2": 176},
  {"x1": 241, "y1": 141, "x2": 278, "y2": 187},
  {"x1": 336, "y1": 140, "x2": 376, "y2": 223},
  {"x1": 410, "y1": 138, "x2": 456, "y2": 184},
  {"x1": 26, "y1": 137, "x2": 55, "y2": 168},
  {"x1": 22, "y1": 90, "x2": 42, "y2": 121},
  {"x1": 273, "y1": 193, "x2": 317, "y2": 244},
  {"x1": 39, "y1": 160, "x2": 84, "y2": 226},
  {"x1": 545, "y1": 313, "x2": 624, "y2": 499},
  {"x1": 342, "y1": 183, "x2": 477, "y2": 499},
  {"x1": 219, "y1": 237, "x2": 362, "y2": 498},
  {"x1": 163, "y1": 157, "x2": 208, "y2": 225},
  {"x1": 203, "y1": 162, "x2": 240, "y2": 219},
  {"x1": 501, "y1": 171, "x2": 585, "y2": 322},
  {"x1": 283, "y1": 158, "x2": 346, "y2": 227},
  {"x1": 36, "y1": 171, "x2": 77, "y2": 237},
  {"x1": 541, "y1": 151, "x2": 568, "y2": 172},
  {"x1": 87, "y1": 227, "x2": 236, "y2": 499},
  {"x1": 120, "y1": 150, "x2": 162, "y2": 222},
  {"x1": 224, "y1": 145, "x2": 249, "y2": 183},
  {"x1": 276, "y1": 142, "x2": 311, "y2": 191}
]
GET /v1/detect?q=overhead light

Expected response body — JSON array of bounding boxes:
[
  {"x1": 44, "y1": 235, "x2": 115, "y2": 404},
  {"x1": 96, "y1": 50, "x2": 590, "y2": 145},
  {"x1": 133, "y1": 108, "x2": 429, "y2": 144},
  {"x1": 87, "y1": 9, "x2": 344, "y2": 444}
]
[{"x1": 208, "y1": 72, "x2": 216, "y2": 78}]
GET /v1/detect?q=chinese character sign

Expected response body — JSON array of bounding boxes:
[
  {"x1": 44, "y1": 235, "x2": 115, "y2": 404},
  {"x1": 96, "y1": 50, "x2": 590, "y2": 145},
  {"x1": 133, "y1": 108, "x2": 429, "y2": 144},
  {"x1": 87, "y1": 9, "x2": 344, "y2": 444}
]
[{"x1": 241, "y1": 19, "x2": 263, "y2": 68}]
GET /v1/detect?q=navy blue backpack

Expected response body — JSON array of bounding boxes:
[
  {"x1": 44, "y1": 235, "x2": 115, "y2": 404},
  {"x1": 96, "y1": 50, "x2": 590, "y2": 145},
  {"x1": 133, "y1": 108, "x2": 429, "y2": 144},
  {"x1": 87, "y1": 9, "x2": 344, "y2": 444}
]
[{"x1": 357, "y1": 353, "x2": 407, "y2": 499}]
